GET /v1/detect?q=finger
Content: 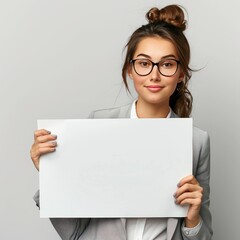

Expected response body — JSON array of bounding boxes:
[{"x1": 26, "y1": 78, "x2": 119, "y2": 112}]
[
  {"x1": 178, "y1": 175, "x2": 199, "y2": 187},
  {"x1": 175, "y1": 183, "x2": 203, "y2": 198},
  {"x1": 34, "y1": 129, "x2": 51, "y2": 140},
  {"x1": 36, "y1": 134, "x2": 57, "y2": 143},
  {"x1": 31, "y1": 141, "x2": 57, "y2": 158},
  {"x1": 30, "y1": 143, "x2": 56, "y2": 171},
  {"x1": 38, "y1": 147, "x2": 56, "y2": 155},
  {"x1": 32, "y1": 146, "x2": 56, "y2": 159},
  {"x1": 38, "y1": 141, "x2": 57, "y2": 148},
  {"x1": 178, "y1": 197, "x2": 202, "y2": 207},
  {"x1": 175, "y1": 191, "x2": 202, "y2": 205}
]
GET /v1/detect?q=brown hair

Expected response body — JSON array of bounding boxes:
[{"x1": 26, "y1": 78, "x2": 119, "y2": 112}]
[{"x1": 122, "y1": 5, "x2": 193, "y2": 117}]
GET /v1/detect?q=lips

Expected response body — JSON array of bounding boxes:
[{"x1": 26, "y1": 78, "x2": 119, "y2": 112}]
[{"x1": 145, "y1": 85, "x2": 163, "y2": 92}]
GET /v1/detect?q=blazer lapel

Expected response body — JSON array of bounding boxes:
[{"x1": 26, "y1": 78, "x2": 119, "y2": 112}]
[
  {"x1": 119, "y1": 103, "x2": 132, "y2": 118},
  {"x1": 167, "y1": 218, "x2": 178, "y2": 240},
  {"x1": 120, "y1": 218, "x2": 126, "y2": 229},
  {"x1": 120, "y1": 218, "x2": 127, "y2": 239}
]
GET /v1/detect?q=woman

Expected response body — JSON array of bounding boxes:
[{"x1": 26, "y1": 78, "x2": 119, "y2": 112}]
[{"x1": 31, "y1": 5, "x2": 212, "y2": 240}]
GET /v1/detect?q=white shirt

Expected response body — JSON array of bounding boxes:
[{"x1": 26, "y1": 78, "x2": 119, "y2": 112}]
[{"x1": 130, "y1": 100, "x2": 172, "y2": 119}]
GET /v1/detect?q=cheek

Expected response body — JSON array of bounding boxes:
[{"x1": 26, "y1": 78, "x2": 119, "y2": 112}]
[
  {"x1": 168, "y1": 74, "x2": 181, "y2": 87},
  {"x1": 132, "y1": 76, "x2": 148, "y2": 92},
  {"x1": 165, "y1": 77, "x2": 179, "y2": 93},
  {"x1": 131, "y1": 73, "x2": 144, "y2": 84}
]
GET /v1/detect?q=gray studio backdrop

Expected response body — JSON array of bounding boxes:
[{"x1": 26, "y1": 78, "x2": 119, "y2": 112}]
[{"x1": 0, "y1": 0, "x2": 239, "y2": 239}]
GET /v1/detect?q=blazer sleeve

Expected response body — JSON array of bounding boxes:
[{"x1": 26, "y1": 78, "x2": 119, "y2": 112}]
[
  {"x1": 182, "y1": 130, "x2": 213, "y2": 240},
  {"x1": 33, "y1": 190, "x2": 90, "y2": 240}
]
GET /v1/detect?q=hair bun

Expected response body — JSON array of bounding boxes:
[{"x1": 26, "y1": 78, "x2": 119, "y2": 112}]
[{"x1": 146, "y1": 5, "x2": 187, "y2": 31}]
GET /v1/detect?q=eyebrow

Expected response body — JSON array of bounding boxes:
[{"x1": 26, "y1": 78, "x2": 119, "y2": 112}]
[{"x1": 136, "y1": 53, "x2": 178, "y2": 60}]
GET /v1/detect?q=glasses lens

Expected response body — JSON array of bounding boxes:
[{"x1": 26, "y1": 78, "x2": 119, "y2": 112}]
[
  {"x1": 133, "y1": 59, "x2": 153, "y2": 76},
  {"x1": 159, "y1": 59, "x2": 178, "y2": 76}
]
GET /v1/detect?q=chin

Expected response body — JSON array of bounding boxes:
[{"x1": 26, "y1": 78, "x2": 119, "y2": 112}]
[{"x1": 144, "y1": 97, "x2": 167, "y2": 106}]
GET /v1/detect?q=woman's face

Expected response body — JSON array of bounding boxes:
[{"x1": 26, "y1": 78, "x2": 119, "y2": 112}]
[{"x1": 128, "y1": 36, "x2": 183, "y2": 107}]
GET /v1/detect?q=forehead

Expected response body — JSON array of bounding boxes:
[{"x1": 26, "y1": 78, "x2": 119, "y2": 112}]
[{"x1": 133, "y1": 36, "x2": 178, "y2": 59}]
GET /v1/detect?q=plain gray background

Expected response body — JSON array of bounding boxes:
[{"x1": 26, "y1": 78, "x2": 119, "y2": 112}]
[{"x1": 0, "y1": 0, "x2": 239, "y2": 239}]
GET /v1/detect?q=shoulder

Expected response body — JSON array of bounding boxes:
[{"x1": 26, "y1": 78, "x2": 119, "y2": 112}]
[
  {"x1": 172, "y1": 110, "x2": 210, "y2": 148},
  {"x1": 172, "y1": 111, "x2": 210, "y2": 148},
  {"x1": 193, "y1": 126, "x2": 210, "y2": 150},
  {"x1": 88, "y1": 102, "x2": 132, "y2": 119}
]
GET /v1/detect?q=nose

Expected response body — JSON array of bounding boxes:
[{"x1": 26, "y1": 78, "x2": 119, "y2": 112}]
[{"x1": 150, "y1": 65, "x2": 161, "y2": 81}]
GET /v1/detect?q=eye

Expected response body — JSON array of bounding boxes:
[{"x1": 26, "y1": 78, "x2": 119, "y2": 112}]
[
  {"x1": 136, "y1": 59, "x2": 151, "y2": 68},
  {"x1": 160, "y1": 60, "x2": 176, "y2": 69}
]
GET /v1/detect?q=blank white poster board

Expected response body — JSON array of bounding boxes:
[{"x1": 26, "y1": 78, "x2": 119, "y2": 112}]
[{"x1": 38, "y1": 118, "x2": 192, "y2": 218}]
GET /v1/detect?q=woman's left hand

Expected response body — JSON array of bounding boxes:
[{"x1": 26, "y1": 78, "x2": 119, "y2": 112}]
[{"x1": 174, "y1": 175, "x2": 203, "y2": 228}]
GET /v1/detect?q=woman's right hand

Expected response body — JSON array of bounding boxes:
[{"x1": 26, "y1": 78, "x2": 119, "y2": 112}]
[{"x1": 30, "y1": 129, "x2": 57, "y2": 171}]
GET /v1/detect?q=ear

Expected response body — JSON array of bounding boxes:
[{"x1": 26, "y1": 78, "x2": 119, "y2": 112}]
[
  {"x1": 178, "y1": 71, "x2": 185, "y2": 83},
  {"x1": 127, "y1": 66, "x2": 134, "y2": 80}
]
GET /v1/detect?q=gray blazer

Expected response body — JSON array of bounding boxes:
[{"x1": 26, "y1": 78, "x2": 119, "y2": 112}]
[{"x1": 34, "y1": 103, "x2": 212, "y2": 240}]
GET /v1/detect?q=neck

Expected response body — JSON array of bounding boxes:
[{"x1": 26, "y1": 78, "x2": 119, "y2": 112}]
[{"x1": 135, "y1": 99, "x2": 170, "y2": 118}]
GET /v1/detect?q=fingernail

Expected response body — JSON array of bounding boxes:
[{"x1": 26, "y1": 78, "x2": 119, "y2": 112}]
[
  {"x1": 51, "y1": 134, "x2": 57, "y2": 139},
  {"x1": 46, "y1": 130, "x2": 51, "y2": 134},
  {"x1": 52, "y1": 141, "x2": 57, "y2": 146},
  {"x1": 173, "y1": 193, "x2": 177, "y2": 198}
]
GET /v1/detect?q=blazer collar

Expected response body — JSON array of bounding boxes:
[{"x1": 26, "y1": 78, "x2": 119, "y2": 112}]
[{"x1": 170, "y1": 110, "x2": 178, "y2": 118}]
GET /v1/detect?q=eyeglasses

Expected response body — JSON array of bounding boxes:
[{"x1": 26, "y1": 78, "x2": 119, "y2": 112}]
[{"x1": 130, "y1": 58, "x2": 180, "y2": 77}]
